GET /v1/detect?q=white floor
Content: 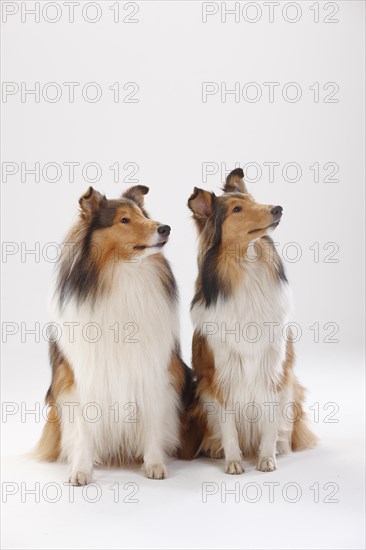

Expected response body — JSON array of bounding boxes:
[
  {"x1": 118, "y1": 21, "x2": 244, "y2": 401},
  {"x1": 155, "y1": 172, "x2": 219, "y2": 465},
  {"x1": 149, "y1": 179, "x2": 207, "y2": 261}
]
[{"x1": 1, "y1": 357, "x2": 365, "y2": 550}]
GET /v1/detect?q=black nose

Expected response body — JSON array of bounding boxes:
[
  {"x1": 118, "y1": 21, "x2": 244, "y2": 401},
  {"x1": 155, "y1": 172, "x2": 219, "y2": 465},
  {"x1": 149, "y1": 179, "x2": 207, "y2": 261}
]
[
  {"x1": 158, "y1": 225, "x2": 171, "y2": 236},
  {"x1": 271, "y1": 206, "x2": 283, "y2": 217}
]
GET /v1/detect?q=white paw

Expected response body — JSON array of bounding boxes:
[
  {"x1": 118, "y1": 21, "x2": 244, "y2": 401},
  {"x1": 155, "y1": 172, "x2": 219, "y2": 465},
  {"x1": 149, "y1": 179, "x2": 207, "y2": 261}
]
[
  {"x1": 257, "y1": 456, "x2": 277, "y2": 472},
  {"x1": 225, "y1": 460, "x2": 245, "y2": 475},
  {"x1": 144, "y1": 462, "x2": 167, "y2": 480},
  {"x1": 69, "y1": 470, "x2": 93, "y2": 486}
]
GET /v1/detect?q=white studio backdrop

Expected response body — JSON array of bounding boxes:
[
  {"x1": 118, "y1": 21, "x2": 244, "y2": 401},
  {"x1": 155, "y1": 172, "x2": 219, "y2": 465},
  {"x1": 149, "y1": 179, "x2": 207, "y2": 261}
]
[{"x1": 1, "y1": 2, "x2": 365, "y2": 549}]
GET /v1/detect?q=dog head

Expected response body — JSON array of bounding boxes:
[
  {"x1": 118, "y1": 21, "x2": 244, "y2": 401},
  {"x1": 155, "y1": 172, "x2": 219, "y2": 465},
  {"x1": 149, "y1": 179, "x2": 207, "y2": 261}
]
[
  {"x1": 188, "y1": 168, "x2": 283, "y2": 248},
  {"x1": 78, "y1": 185, "x2": 171, "y2": 262}
]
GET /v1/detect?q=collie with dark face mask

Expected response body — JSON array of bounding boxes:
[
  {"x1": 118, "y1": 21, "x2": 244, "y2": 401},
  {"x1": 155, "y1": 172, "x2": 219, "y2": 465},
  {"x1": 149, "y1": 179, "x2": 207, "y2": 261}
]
[
  {"x1": 187, "y1": 169, "x2": 317, "y2": 474},
  {"x1": 35, "y1": 185, "x2": 192, "y2": 483}
]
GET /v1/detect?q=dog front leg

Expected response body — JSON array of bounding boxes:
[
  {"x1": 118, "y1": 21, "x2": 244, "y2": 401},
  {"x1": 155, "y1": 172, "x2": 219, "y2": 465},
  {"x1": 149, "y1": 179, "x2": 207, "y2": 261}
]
[
  {"x1": 60, "y1": 389, "x2": 94, "y2": 485},
  {"x1": 142, "y1": 414, "x2": 168, "y2": 480},
  {"x1": 257, "y1": 398, "x2": 279, "y2": 472},
  {"x1": 218, "y1": 403, "x2": 244, "y2": 475}
]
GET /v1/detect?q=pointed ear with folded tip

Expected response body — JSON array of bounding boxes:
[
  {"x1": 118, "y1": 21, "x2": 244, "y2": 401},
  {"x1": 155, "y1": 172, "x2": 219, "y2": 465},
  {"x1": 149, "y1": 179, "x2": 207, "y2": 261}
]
[
  {"x1": 79, "y1": 187, "x2": 105, "y2": 218},
  {"x1": 188, "y1": 187, "x2": 215, "y2": 229},
  {"x1": 223, "y1": 168, "x2": 248, "y2": 194},
  {"x1": 122, "y1": 185, "x2": 149, "y2": 208}
]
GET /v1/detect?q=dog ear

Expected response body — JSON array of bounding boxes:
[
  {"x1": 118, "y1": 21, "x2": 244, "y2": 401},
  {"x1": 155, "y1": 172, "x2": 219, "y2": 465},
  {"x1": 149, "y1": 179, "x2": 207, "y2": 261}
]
[
  {"x1": 122, "y1": 185, "x2": 149, "y2": 208},
  {"x1": 79, "y1": 187, "x2": 105, "y2": 219},
  {"x1": 188, "y1": 187, "x2": 215, "y2": 230},
  {"x1": 223, "y1": 168, "x2": 248, "y2": 194}
]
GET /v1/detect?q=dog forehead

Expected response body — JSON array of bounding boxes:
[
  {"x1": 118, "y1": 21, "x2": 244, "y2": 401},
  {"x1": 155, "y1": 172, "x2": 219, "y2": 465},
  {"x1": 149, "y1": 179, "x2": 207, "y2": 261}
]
[
  {"x1": 113, "y1": 200, "x2": 144, "y2": 219},
  {"x1": 107, "y1": 198, "x2": 137, "y2": 210},
  {"x1": 95, "y1": 198, "x2": 141, "y2": 227},
  {"x1": 220, "y1": 192, "x2": 250, "y2": 206},
  {"x1": 117, "y1": 198, "x2": 141, "y2": 211}
]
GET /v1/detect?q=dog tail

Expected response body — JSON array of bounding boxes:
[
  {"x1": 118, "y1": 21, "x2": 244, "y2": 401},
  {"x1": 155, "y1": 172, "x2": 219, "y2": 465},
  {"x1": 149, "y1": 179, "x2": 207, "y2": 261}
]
[
  {"x1": 32, "y1": 404, "x2": 61, "y2": 462},
  {"x1": 177, "y1": 366, "x2": 205, "y2": 460},
  {"x1": 291, "y1": 381, "x2": 318, "y2": 451},
  {"x1": 32, "y1": 342, "x2": 75, "y2": 462}
]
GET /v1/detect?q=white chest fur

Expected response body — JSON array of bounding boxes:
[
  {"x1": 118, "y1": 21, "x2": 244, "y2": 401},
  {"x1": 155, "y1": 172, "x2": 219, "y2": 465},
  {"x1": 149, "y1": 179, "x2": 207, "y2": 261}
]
[
  {"x1": 53, "y1": 258, "x2": 180, "y2": 461},
  {"x1": 192, "y1": 258, "x2": 292, "y2": 454},
  {"x1": 192, "y1": 257, "x2": 292, "y2": 399}
]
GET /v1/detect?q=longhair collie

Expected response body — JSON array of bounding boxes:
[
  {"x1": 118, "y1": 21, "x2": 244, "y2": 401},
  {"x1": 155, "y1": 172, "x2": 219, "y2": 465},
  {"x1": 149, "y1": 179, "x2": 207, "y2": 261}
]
[
  {"x1": 187, "y1": 168, "x2": 317, "y2": 474},
  {"x1": 35, "y1": 185, "x2": 192, "y2": 483}
]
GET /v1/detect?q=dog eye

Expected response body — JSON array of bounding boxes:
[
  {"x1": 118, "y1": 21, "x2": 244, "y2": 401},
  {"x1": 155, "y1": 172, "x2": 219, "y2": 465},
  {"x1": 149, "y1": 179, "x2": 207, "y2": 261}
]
[
  {"x1": 120, "y1": 218, "x2": 130, "y2": 224},
  {"x1": 233, "y1": 206, "x2": 242, "y2": 213}
]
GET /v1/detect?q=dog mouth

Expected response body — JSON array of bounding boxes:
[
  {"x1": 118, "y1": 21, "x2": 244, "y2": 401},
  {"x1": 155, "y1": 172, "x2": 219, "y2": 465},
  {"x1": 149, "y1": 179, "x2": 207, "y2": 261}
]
[
  {"x1": 133, "y1": 241, "x2": 167, "y2": 251},
  {"x1": 248, "y1": 220, "x2": 281, "y2": 234}
]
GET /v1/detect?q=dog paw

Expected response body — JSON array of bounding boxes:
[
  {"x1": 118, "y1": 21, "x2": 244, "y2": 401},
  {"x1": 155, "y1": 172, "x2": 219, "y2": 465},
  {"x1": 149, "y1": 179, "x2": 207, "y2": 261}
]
[
  {"x1": 69, "y1": 470, "x2": 93, "y2": 486},
  {"x1": 225, "y1": 460, "x2": 245, "y2": 475},
  {"x1": 257, "y1": 456, "x2": 277, "y2": 472},
  {"x1": 144, "y1": 462, "x2": 167, "y2": 480}
]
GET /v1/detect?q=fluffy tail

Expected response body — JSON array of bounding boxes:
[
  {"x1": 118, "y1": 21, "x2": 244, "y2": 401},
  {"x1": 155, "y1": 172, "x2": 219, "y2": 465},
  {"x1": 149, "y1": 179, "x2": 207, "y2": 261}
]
[
  {"x1": 291, "y1": 382, "x2": 318, "y2": 451},
  {"x1": 176, "y1": 365, "x2": 206, "y2": 460},
  {"x1": 32, "y1": 342, "x2": 76, "y2": 462},
  {"x1": 178, "y1": 401, "x2": 207, "y2": 460},
  {"x1": 32, "y1": 404, "x2": 61, "y2": 462}
]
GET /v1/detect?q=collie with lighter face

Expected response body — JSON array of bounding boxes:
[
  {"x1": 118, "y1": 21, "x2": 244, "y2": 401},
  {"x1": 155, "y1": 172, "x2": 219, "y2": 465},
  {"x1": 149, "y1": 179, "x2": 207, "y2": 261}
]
[
  {"x1": 35, "y1": 185, "x2": 192, "y2": 483},
  {"x1": 188, "y1": 169, "x2": 316, "y2": 474}
]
